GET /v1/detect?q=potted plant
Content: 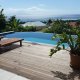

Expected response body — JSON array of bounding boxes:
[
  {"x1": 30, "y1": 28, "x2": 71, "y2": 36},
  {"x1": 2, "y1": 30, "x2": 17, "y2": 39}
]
[{"x1": 49, "y1": 30, "x2": 80, "y2": 69}]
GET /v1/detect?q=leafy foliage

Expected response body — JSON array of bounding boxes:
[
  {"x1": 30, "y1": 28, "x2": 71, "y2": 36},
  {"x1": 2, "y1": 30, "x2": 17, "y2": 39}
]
[
  {"x1": 0, "y1": 9, "x2": 6, "y2": 32},
  {"x1": 44, "y1": 19, "x2": 77, "y2": 34},
  {"x1": 17, "y1": 26, "x2": 36, "y2": 32},
  {"x1": 49, "y1": 29, "x2": 80, "y2": 57},
  {"x1": 47, "y1": 19, "x2": 52, "y2": 26},
  {"x1": 42, "y1": 28, "x2": 51, "y2": 33},
  {"x1": 7, "y1": 16, "x2": 21, "y2": 31}
]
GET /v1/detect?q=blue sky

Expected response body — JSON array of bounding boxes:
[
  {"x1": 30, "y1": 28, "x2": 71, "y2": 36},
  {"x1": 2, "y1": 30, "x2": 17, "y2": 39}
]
[{"x1": 0, "y1": 0, "x2": 80, "y2": 19}]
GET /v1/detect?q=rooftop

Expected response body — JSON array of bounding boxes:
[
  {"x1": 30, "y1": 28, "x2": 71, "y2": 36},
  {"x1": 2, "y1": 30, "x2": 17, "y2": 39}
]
[{"x1": 22, "y1": 21, "x2": 46, "y2": 27}]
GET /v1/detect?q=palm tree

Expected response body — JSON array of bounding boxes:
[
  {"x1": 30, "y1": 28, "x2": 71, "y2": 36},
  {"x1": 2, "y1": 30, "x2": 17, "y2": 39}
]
[
  {"x1": 47, "y1": 19, "x2": 52, "y2": 26},
  {"x1": 8, "y1": 16, "x2": 20, "y2": 31}
]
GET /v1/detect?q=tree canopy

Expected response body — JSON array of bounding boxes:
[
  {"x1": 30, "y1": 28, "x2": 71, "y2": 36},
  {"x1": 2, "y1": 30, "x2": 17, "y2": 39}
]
[
  {"x1": 7, "y1": 16, "x2": 20, "y2": 31},
  {"x1": 0, "y1": 9, "x2": 6, "y2": 32}
]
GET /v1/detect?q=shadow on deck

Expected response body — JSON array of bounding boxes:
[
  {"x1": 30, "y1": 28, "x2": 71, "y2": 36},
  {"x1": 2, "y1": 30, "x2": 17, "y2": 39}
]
[{"x1": 51, "y1": 69, "x2": 80, "y2": 80}]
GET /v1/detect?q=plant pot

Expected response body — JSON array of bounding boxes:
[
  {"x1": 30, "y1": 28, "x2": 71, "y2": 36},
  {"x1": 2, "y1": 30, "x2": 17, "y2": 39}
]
[{"x1": 70, "y1": 53, "x2": 80, "y2": 69}]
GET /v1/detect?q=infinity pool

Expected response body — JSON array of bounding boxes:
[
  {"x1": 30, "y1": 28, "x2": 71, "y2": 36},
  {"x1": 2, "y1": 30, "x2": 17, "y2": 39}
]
[{"x1": 5, "y1": 32, "x2": 68, "y2": 46}]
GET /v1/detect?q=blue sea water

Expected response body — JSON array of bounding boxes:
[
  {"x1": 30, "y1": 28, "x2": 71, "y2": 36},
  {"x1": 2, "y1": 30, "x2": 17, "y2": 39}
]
[{"x1": 5, "y1": 32, "x2": 68, "y2": 46}]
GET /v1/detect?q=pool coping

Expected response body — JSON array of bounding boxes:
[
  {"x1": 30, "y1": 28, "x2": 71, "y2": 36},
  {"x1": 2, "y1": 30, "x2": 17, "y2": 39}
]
[
  {"x1": 3, "y1": 38, "x2": 70, "y2": 49},
  {"x1": 23, "y1": 40, "x2": 54, "y2": 47},
  {"x1": 23, "y1": 41, "x2": 70, "y2": 50}
]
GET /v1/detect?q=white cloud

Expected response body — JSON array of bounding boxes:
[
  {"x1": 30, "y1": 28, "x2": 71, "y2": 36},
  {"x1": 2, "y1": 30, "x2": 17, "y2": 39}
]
[
  {"x1": 4, "y1": 6, "x2": 73, "y2": 19},
  {"x1": 38, "y1": 4, "x2": 46, "y2": 7},
  {"x1": 4, "y1": 7, "x2": 51, "y2": 18}
]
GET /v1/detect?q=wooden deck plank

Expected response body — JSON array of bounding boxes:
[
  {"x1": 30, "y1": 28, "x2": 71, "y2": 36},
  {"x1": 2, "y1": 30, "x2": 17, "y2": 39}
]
[{"x1": 0, "y1": 42, "x2": 80, "y2": 80}]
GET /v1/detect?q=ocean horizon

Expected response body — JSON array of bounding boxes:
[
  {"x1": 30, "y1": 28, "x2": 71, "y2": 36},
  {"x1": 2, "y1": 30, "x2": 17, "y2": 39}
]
[{"x1": 16, "y1": 14, "x2": 80, "y2": 22}]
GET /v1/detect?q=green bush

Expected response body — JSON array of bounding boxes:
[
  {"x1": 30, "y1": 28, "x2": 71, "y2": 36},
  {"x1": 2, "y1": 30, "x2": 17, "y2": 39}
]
[
  {"x1": 17, "y1": 26, "x2": 36, "y2": 32},
  {"x1": 42, "y1": 28, "x2": 51, "y2": 33}
]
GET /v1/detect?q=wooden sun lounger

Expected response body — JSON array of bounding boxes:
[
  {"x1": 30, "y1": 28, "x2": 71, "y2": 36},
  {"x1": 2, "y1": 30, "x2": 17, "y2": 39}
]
[{"x1": 0, "y1": 38, "x2": 24, "y2": 47}]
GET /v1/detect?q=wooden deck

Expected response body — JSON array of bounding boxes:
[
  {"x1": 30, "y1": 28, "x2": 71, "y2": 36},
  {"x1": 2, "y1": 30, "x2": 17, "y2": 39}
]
[{"x1": 0, "y1": 42, "x2": 80, "y2": 80}]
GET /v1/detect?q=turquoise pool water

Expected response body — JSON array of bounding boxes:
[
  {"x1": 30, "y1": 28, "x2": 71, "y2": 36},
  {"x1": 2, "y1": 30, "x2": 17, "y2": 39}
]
[{"x1": 5, "y1": 32, "x2": 68, "y2": 46}]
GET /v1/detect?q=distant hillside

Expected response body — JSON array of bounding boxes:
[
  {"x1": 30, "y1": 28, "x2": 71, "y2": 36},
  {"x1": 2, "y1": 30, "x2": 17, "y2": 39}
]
[
  {"x1": 53, "y1": 14, "x2": 80, "y2": 20},
  {"x1": 17, "y1": 14, "x2": 80, "y2": 22}
]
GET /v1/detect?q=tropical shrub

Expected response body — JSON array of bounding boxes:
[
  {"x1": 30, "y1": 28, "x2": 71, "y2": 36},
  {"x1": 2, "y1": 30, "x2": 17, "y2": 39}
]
[
  {"x1": 8, "y1": 16, "x2": 20, "y2": 31},
  {"x1": 49, "y1": 29, "x2": 80, "y2": 57},
  {"x1": 17, "y1": 26, "x2": 36, "y2": 32}
]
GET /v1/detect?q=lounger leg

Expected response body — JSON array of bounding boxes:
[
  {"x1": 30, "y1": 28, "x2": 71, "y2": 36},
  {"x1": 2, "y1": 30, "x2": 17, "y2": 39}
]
[
  {"x1": 20, "y1": 41, "x2": 22, "y2": 46},
  {"x1": 0, "y1": 48, "x2": 2, "y2": 54}
]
